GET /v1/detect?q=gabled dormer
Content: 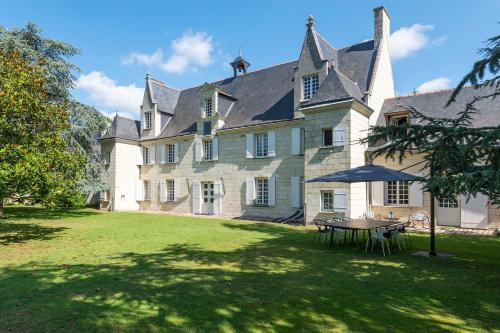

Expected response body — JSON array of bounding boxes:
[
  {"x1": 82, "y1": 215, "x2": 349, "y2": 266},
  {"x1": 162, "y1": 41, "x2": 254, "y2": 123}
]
[
  {"x1": 196, "y1": 82, "x2": 236, "y2": 136},
  {"x1": 140, "y1": 73, "x2": 180, "y2": 139},
  {"x1": 294, "y1": 15, "x2": 336, "y2": 115}
]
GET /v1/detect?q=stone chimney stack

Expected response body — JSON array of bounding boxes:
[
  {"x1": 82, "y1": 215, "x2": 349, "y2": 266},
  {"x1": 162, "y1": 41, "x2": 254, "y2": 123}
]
[{"x1": 374, "y1": 6, "x2": 390, "y2": 48}]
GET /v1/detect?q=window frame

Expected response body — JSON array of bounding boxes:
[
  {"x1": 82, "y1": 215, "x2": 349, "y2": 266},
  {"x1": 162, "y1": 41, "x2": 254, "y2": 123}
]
[
  {"x1": 166, "y1": 144, "x2": 175, "y2": 163},
  {"x1": 321, "y1": 190, "x2": 335, "y2": 212},
  {"x1": 385, "y1": 181, "x2": 409, "y2": 206},
  {"x1": 144, "y1": 111, "x2": 152, "y2": 130},
  {"x1": 144, "y1": 180, "x2": 151, "y2": 201},
  {"x1": 322, "y1": 128, "x2": 333, "y2": 147},
  {"x1": 203, "y1": 139, "x2": 213, "y2": 161},
  {"x1": 143, "y1": 147, "x2": 150, "y2": 165},
  {"x1": 302, "y1": 74, "x2": 319, "y2": 101},
  {"x1": 204, "y1": 98, "x2": 213, "y2": 117},
  {"x1": 255, "y1": 132, "x2": 269, "y2": 158},
  {"x1": 388, "y1": 115, "x2": 409, "y2": 141},
  {"x1": 166, "y1": 180, "x2": 175, "y2": 202},
  {"x1": 255, "y1": 178, "x2": 269, "y2": 205}
]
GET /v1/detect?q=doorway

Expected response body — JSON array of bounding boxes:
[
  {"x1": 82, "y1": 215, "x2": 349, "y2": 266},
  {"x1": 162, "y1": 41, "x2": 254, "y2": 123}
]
[
  {"x1": 201, "y1": 181, "x2": 214, "y2": 215},
  {"x1": 437, "y1": 198, "x2": 460, "y2": 226}
]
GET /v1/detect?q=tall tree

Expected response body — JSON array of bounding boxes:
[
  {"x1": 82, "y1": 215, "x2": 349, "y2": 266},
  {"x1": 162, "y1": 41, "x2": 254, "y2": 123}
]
[
  {"x1": 0, "y1": 23, "x2": 111, "y2": 195},
  {"x1": 361, "y1": 34, "x2": 500, "y2": 255},
  {"x1": 0, "y1": 51, "x2": 84, "y2": 214}
]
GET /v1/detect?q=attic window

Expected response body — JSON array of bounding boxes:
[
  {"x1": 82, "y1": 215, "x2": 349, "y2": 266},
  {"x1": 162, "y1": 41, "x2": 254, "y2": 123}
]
[
  {"x1": 204, "y1": 98, "x2": 213, "y2": 117},
  {"x1": 145, "y1": 112, "x2": 152, "y2": 130},
  {"x1": 389, "y1": 115, "x2": 409, "y2": 140},
  {"x1": 303, "y1": 75, "x2": 319, "y2": 100}
]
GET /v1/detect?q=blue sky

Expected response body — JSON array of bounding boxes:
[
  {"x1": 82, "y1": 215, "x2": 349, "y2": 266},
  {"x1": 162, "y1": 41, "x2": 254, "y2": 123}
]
[{"x1": 2, "y1": 0, "x2": 499, "y2": 119}]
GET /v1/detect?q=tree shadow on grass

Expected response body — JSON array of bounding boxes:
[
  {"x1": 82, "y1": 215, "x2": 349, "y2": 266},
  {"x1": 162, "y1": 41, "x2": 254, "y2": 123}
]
[
  {"x1": 0, "y1": 222, "x2": 67, "y2": 245},
  {"x1": 0, "y1": 223, "x2": 498, "y2": 332},
  {"x1": 2, "y1": 206, "x2": 101, "y2": 221}
]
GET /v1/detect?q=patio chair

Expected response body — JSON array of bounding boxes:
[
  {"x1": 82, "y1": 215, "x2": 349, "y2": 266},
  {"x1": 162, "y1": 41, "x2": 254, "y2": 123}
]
[
  {"x1": 365, "y1": 228, "x2": 391, "y2": 256},
  {"x1": 398, "y1": 220, "x2": 412, "y2": 244},
  {"x1": 409, "y1": 211, "x2": 429, "y2": 228},
  {"x1": 387, "y1": 226, "x2": 405, "y2": 250},
  {"x1": 313, "y1": 220, "x2": 330, "y2": 245}
]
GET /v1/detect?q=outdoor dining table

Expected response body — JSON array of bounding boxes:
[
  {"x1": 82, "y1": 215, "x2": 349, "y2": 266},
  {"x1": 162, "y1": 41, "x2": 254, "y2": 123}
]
[{"x1": 325, "y1": 218, "x2": 405, "y2": 248}]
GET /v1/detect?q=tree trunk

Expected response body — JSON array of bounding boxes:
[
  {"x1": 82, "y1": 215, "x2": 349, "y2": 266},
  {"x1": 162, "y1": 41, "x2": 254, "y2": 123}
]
[{"x1": 0, "y1": 197, "x2": 3, "y2": 216}]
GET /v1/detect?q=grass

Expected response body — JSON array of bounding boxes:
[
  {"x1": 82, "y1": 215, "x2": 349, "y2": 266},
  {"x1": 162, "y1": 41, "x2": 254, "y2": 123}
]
[{"x1": 0, "y1": 206, "x2": 499, "y2": 333}]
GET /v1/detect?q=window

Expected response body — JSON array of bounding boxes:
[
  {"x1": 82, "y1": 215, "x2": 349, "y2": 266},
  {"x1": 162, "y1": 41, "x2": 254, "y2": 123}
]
[
  {"x1": 256, "y1": 178, "x2": 269, "y2": 205},
  {"x1": 203, "y1": 121, "x2": 212, "y2": 135},
  {"x1": 204, "y1": 98, "x2": 213, "y2": 117},
  {"x1": 321, "y1": 190, "x2": 347, "y2": 212},
  {"x1": 203, "y1": 139, "x2": 213, "y2": 161},
  {"x1": 145, "y1": 112, "x2": 152, "y2": 129},
  {"x1": 255, "y1": 132, "x2": 269, "y2": 157},
  {"x1": 389, "y1": 115, "x2": 409, "y2": 140},
  {"x1": 303, "y1": 75, "x2": 319, "y2": 100},
  {"x1": 144, "y1": 180, "x2": 151, "y2": 201},
  {"x1": 439, "y1": 198, "x2": 458, "y2": 208},
  {"x1": 322, "y1": 128, "x2": 333, "y2": 146},
  {"x1": 166, "y1": 144, "x2": 175, "y2": 163},
  {"x1": 143, "y1": 147, "x2": 150, "y2": 164},
  {"x1": 385, "y1": 181, "x2": 409, "y2": 205},
  {"x1": 321, "y1": 191, "x2": 334, "y2": 212},
  {"x1": 166, "y1": 180, "x2": 175, "y2": 202}
]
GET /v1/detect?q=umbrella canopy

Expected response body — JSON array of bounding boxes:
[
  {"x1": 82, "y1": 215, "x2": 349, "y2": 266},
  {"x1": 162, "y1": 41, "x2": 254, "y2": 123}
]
[{"x1": 306, "y1": 164, "x2": 421, "y2": 183}]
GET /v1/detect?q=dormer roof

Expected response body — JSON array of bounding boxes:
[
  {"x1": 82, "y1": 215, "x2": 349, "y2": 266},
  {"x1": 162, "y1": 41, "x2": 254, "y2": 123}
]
[{"x1": 147, "y1": 77, "x2": 180, "y2": 115}]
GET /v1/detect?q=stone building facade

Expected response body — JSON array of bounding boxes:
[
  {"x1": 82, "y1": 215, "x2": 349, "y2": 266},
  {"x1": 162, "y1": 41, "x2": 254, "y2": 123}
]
[{"x1": 99, "y1": 7, "x2": 499, "y2": 229}]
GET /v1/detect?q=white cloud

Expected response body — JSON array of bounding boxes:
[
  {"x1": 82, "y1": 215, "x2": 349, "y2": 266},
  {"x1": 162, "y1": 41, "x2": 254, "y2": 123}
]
[
  {"x1": 416, "y1": 76, "x2": 451, "y2": 93},
  {"x1": 75, "y1": 71, "x2": 143, "y2": 119},
  {"x1": 121, "y1": 49, "x2": 164, "y2": 67},
  {"x1": 121, "y1": 31, "x2": 214, "y2": 74},
  {"x1": 390, "y1": 24, "x2": 436, "y2": 60}
]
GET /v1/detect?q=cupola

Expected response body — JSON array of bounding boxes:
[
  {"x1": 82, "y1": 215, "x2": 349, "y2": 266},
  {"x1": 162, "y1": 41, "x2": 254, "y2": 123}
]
[{"x1": 230, "y1": 51, "x2": 250, "y2": 77}]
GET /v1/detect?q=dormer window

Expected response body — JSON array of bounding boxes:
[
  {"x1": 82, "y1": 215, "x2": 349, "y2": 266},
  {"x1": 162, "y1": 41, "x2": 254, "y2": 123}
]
[
  {"x1": 204, "y1": 98, "x2": 213, "y2": 117},
  {"x1": 303, "y1": 74, "x2": 319, "y2": 100},
  {"x1": 144, "y1": 112, "x2": 152, "y2": 130},
  {"x1": 388, "y1": 114, "x2": 409, "y2": 140}
]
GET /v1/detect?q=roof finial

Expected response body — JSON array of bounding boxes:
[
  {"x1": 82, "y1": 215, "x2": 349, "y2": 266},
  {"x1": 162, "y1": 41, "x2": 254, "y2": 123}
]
[
  {"x1": 307, "y1": 15, "x2": 315, "y2": 28},
  {"x1": 145, "y1": 71, "x2": 151, "y2": 80},
  {"x1": 238, "y1": 47, "x2": 242, "y2": 57}
]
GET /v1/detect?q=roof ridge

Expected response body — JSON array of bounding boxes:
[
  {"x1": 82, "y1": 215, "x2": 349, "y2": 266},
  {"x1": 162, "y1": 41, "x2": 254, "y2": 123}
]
[
  {"x1": 315, "y1": 31, "x2": 337, "y2": 51},
  {"x1": 115, "y1": 114, "x2": 137, "y2": 121},
  {"x1": 150, "y1": 78, "x2": 181, "y2": 91},
  {"x1": 178, "y1": 60, "x2": 298, "y2": 92},
  {"x1": 338, "y1": 39, "x2": 374, "y2": 51},
  {"x1": 334, "y1": 67, "x2": 358, "y2": 86},
  {"x1": 388, "y1": 85, "x2": 478, "y2": 100}
]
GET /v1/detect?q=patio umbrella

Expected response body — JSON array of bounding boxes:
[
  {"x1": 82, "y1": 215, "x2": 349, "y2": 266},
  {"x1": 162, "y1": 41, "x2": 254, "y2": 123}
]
[
  {"x1": 305, "y1": 164, "x2": 421, "y2": 183},
  {"x1": 305, "y1": 164, "x2": 422, "y2": 213}
]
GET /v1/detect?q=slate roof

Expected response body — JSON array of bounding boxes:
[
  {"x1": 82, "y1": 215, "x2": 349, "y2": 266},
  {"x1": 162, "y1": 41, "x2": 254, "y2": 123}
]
[
  {"x1": 101, "y1": 115, "x2": 140, "y2": 141},
  {"x1": 378, "y1": 86, "x2": 500, "y2": 127},
  {"x1": 157, "y1": 61, "x2": 298, "y2": 138},
  {"x1": 148, "y1": 79, "x2": 180, "y2": 115}
]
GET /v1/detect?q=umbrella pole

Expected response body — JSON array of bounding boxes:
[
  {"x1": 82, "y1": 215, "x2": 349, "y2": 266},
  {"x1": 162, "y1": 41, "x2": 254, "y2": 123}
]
[{"x1": 429, "y1": 164, "x2": 437, "y2": 256}]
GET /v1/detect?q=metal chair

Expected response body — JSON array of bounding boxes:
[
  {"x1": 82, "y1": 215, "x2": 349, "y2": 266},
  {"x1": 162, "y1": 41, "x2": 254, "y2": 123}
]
[{"x1": 313, "y1": 220, "x2": 330, "y2": 245}]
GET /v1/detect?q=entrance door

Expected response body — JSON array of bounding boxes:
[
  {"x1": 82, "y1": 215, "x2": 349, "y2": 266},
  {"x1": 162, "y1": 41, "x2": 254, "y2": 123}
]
[
  {"x1": 201, "y1": 182, "x2": 214, "y2": 215},
  {"x1": 437, "y1": 198, "x2": 460, "y2": 226}
]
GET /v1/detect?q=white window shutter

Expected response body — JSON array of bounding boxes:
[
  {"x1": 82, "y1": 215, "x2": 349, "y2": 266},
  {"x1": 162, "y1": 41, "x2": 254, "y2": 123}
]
[
  {"x1": 135, "y1": 180, "x2": 143, "y2": 201},
  {"x1": 246, "y1": 133, "x2": 254, "y2": 158},
  {"x1": 291, "y1": 176, "x2": 301, "y2": 208},
  {"x1": 136, "y1": 146, "x2": 143, "y2": 166},
  {"x1": 195, "y1": 138, "x2": 202, "y2": 162},
  {"x1": 150, "y1": 181, "x2": 156, "y2": 201},
  {"x1": 372, "y1": 181, "x2": 384, "y2": 206},
  {"x1": 159, "y1": 180, "x2": 166, "y2": 203},
  {"x1": 160, "y1": 144, "x2": 166, "y2": 164},
  {"x1": 291, "y1": 128, "x2": 300, "y2": 155},
  {"x1": 409, "y1": 173, "x2": 424, "y2": 207},
  {"x1": 333, "y1": 123, "x2": 346, "y2": 146},
  {"x1": 213, "y1": 179, "x2": 222, "y2": 216},
  {"x1": 150, "y1": 145, "x2": 156, "y2": 164},
  {"x1": 212, "y1": 137, "x2": 219, "y2": 161},
  {"x1": 268, "y1": 175, "x2": 276, "y2": 206},
  {"x1": 174, "y1": 177, "x2": 181, "y2": 202},
  {"x1": 192, "y1": 180, "x2": 201, "y2": 213},
  {"x1": 268, "y1": 130, "x2": 276, "y2": 157},
  {"x1": 460, "y1": 194, "x2": 489, "y2": 228},
  {"x1": 174, "y1": 143, "x2": 179, "y2": 163},
  {"x1": 99, "y1": 191, "x2": 105, "y2": 201},
  {"x1": 246, "y1": 177, "x2": 255, "y2": 205},
  {"x1": 334, "y1": 189, "x2": 348, "y2": 212}
]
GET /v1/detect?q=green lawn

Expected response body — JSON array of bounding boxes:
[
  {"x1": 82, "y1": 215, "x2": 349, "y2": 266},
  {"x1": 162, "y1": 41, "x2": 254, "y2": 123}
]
[{"x1": 0, "y1": 207, "x2": 499, "y2": 333}]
